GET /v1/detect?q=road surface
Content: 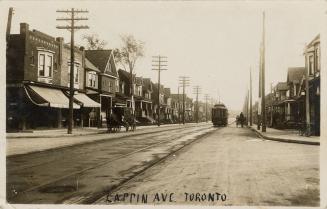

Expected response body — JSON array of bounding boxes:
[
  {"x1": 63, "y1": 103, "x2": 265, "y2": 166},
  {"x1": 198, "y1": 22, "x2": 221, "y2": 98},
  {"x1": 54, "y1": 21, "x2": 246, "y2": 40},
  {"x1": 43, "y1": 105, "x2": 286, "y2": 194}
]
[
  {"x1": 7, "y1": 124, "x2": 319, "y2": 206},
  {"x1": 95, "y1": 126, "x2": 319, "y2": 206}
]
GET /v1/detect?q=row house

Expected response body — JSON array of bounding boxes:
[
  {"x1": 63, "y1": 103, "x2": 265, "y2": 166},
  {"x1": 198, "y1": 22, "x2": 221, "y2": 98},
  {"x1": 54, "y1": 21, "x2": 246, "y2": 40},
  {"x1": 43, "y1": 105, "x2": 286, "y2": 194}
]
[
  {"x1": 303, "y1": 34, "x2": 320, "y2": 135},
  {"x1": 284, "y1": 67, "x2": 306, "y2": 127},
  {"x1": 270, "y1": 82, "x2": 289, "y2": 128},
  {"x1": 152, "y1": 83, "x2": 166, "y2": 121},
  {"x1": 85, "y1": 50, "x2": 118, "y2": 127},
  {"x1": 140, "y1": 78, "x2": 155, "y2": 123},
  {"x1": 185, "y1": 96, "x2": 194, "y2": 122},
  {"x1": 255, "y1": 34, "x2": 320, "y2": 135},
  {"x1": 163, "y1": 88, "x2": 173, "y2": 123},
  {"x1": 6, "y1": 23, "x2": 100, "y2": 131},
  {"x1": 134, "y1": 77, "x2": 155, "y2": 124},
  {"x1": 116, "y1": 69, "x2": 132, "y2": 107},
  {"x1": 170, "y1": 94, "x2": 182, "y2": 122}
]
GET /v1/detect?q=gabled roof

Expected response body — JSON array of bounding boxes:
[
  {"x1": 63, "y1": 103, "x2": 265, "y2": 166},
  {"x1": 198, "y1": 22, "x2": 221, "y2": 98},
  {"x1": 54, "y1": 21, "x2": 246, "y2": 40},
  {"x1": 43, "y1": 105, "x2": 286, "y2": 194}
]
[
  {"x1": 142, "y1": 78, "x2": 152, "y2": 91},
  {"x1": 118, "y1": 69, "x2": 135, "y2": 82},
  {"x1": 135, "y1": 77, "x2": 143, "y2": 85},
  {"x1": 287, "y1": 67, "x2": 305, "y2": 84},
  {"x1": 85, "y1": 49, "x2": 117, "y2": 77},
  {"x1": 164, "y1": 88, "x2": 171, "y2": 96},
  {"x1": 275, "y1": 82, "x2": 288, "y2": 91},
  {"x1": 85, "y1": 58, "x2": 100, "y2": 73}
]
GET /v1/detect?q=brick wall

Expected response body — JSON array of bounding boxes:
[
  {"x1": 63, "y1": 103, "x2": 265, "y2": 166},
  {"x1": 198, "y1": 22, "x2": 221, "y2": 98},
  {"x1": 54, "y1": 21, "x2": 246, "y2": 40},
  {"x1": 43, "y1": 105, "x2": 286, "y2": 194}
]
[{"x1": 61, "y1": 45, "x2": 85, "y2": 90}]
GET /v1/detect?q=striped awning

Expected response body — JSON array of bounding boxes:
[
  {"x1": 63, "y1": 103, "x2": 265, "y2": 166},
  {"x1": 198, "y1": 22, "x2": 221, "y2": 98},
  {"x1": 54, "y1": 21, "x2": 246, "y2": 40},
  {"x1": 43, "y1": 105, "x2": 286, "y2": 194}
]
[
  {"x1": 74, "y1": 93, "x2": 100, "y2": 108},
  {"x1": 25, "y1": 85, "x2": 80, "y2": 109}
]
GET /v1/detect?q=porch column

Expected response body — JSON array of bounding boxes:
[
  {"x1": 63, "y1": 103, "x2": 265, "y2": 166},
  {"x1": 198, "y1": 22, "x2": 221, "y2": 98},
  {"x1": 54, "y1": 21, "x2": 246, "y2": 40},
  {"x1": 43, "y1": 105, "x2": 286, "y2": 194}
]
[{"x1": 287, "y1": 102, "x2": 291, "y2": 121}]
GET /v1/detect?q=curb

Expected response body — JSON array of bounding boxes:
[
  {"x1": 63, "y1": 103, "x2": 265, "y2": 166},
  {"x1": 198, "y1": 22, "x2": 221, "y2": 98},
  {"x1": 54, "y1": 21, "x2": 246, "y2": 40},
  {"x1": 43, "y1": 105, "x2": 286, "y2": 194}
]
[
  {"x1": 248, "y1": 126, "x2": 319, "y2": 146},
  {"x1": 6, "y1": 123, "x2": 191, "y2": 139},
  {"x1": 6, "y1": 130, "x2": 108, "y2": 139},
  {"x1": 7, "y1": 123, "x2": 209, "y2": 157}
]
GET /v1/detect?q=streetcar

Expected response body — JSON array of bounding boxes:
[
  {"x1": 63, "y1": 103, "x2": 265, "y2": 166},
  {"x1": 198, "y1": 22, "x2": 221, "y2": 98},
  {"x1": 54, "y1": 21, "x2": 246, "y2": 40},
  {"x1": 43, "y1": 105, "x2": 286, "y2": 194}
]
[{"x1": 211, "y1": 103, "x2": 228, "y2": 127}]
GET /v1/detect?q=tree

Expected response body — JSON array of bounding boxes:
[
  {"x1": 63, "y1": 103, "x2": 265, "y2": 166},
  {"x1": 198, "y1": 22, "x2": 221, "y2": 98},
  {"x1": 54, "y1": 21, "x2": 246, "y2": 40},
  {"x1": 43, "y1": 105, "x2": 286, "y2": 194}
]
[
  {"x1": 114, "y1": 34, "x2": 145, "y2": 123},
  {"x1": 113, "y1": 34, "x2": 145, "y2": 72},
  {"x1": 82, "y1": 34, "x2": 107, "y2": 50}
]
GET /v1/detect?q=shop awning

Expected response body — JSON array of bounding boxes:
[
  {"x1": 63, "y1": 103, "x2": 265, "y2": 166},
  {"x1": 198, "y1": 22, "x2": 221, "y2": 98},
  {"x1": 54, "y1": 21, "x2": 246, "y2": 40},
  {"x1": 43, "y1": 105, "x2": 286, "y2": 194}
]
[
  {"x1": 26, "y1": 85, "x2": 80, "y2": 109},
  {"x1": 74, "y1": 93, "x2": 101, "y2": 108}
]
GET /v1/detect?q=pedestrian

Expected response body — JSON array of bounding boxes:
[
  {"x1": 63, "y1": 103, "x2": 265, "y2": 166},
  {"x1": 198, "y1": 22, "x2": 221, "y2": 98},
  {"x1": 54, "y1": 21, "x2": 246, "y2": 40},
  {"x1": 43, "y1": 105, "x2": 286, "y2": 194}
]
[
  {"x1": 236, "y1": 115, "x2": 239, "y2": 127},
  {"x1": 239, "y1": 112, "x2": 245, "y2": 128}
]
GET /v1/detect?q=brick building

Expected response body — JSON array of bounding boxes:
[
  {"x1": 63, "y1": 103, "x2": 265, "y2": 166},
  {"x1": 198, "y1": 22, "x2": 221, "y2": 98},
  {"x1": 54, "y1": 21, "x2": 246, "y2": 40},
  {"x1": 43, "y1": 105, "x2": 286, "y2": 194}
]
[{"x1": 6, "y1": 23, "x2": 100, "y2": 131}]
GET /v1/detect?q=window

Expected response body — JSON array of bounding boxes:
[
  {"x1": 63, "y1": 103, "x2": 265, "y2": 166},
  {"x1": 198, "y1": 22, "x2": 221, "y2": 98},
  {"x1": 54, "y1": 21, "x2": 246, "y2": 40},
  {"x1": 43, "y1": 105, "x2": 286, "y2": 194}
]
[
  {"x1": 88, "y1": 72, "x2": 97, "y2": 88},
  {"x1": 309, "y1": 56, "x2": 314, "y2": 75},
  {"x1": 109, "y1": 81, "x2": 113, "y2": 92},
  {"x1": 68, "y1": 62, "x2": 80, "y2": 84},
  {"x1": 39, "y1": 54, "x2": 45, "y2": 76},
  {"x1": 115, "y1": 80, "x2": 119, "y2": 92},
  {"x1": 38, "y1": 51, "x2": 53, "y2": 78},
  {"x1": 105, "y1": 61, "x2": 112, "y2": 73},
  {"x1": 47, "y1": 55, "x2": 52, "y2": 77},
  {"x1": 316, "y1": 47, "x2": 320, "y2": 72}
]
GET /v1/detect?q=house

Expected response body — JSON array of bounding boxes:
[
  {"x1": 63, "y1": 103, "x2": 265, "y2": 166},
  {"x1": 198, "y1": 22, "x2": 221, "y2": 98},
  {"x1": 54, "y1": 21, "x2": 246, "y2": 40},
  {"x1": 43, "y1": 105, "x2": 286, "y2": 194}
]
[
  {"x1": 6, "y1": 23, "x2": 100, "y2": 131},
  {"x1": 85, "y1": 49, "x2": 118, "y2": 126},
  {"x1": 285, "y1": 67, "x2": 306, "y2": 126},
  {"x1": 170, "y1": 94, "x2": 182, "y2": 123},
  {"x1": 163, "y1": 88, "x2": 173, "y2": 123},
  {"x1": 271, "y1": 82, "x2": 289, "y2": 128},
  {"x1": 116, "y1": 69, "x2": 132, "y2": 107},
  {"x1": 138, "y1": 78, "x2": 155, "y2": 124},
  {"x1": 303, "y1": 34, "x2": 320, "y2": 135},
  {"x1": 151, "y1": 83, "x2": 165, "y2": 122}
]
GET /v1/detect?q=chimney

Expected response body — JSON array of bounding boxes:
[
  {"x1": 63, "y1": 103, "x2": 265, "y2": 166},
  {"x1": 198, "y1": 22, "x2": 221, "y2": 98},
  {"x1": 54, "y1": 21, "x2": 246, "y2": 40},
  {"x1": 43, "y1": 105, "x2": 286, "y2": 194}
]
[
  {"x1": 79, "y1": 46, "x2": 86, "y2": 90},
  {"x1": 20, "y1": 23, "x2": 29, "y2": 35},
  {"x1": 56, "y1": 37, "x2": 64, "y2": 66},
  {"x1": 6, "y1": 7, "x2": 14, "y2": 42}
]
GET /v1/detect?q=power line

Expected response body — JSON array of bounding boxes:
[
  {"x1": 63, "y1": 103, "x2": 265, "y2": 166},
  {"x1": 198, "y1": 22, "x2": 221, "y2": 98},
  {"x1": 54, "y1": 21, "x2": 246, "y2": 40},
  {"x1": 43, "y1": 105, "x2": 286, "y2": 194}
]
[
  {"x1": 152, "y1": 55, "x2": 167, "y2": 126},
  {"x1": 204, "y1": 94, "x2": 210, "y2": 123},
  {"x1": 179, "y1": 76, "x2": 190, "y2": 124},
  {"x1": 193, "y1": 86, "x2": 201, "y2": 123},
  {"x1": 56, "y1": 8, "x2": 89, "y2": 134}
]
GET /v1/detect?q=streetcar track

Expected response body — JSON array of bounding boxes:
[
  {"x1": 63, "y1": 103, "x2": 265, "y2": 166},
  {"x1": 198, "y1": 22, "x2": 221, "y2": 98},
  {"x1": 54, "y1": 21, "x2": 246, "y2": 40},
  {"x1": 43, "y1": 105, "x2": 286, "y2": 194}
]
[
  {"x1": 8, "y1": 126, "x2": 214, "y2": 202},
  {"x1": 84, "y1": 127, "x2": 220, "y2": 205},
  {"x1": 7, "y1": 124, "x2": 208, "y2": 172},
  {"x1": 7, "y1": 123, "x2": 207, "y2": 159}
]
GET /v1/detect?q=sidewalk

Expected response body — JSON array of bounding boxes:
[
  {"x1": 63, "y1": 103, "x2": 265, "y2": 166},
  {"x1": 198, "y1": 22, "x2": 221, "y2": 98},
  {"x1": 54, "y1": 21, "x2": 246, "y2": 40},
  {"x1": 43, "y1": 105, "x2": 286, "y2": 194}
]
[
  {"x1": 248, "y1": 125, "x2": 320, "y2": 145},
  {"x1": 6, "y1": 123, "x2": 205, "y2": 157}
]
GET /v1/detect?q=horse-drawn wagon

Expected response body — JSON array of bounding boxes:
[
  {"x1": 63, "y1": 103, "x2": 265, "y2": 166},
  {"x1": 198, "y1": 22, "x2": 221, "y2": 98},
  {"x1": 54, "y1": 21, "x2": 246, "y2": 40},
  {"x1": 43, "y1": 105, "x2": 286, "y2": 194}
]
[{"x1": 106, "y1": 106, "x2": 136, "y2": 132}]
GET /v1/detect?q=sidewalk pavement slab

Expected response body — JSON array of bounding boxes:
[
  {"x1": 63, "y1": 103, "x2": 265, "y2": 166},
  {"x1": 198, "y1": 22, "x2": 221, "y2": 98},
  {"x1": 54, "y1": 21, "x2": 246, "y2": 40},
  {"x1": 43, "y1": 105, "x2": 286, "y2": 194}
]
[
  {"x1": 6, "y1": 123, "x2": 208, "y2": 157},
  {"x1": 248, "y1": 125, "x2": 320, "y2": 145}
]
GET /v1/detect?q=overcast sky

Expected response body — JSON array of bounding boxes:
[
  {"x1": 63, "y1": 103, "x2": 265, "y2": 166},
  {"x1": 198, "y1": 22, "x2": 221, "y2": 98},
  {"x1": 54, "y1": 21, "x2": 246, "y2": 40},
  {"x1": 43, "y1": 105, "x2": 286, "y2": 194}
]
[{"x1": 1, "y1": 1, "x2": 325, "y2": 110}]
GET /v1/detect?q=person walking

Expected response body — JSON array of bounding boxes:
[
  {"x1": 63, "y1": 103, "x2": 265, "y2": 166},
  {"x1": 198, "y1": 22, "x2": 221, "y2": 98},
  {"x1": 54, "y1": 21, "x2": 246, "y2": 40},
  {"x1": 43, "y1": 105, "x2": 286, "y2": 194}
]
[{"x1": 239, "y1": 112, "x2": 245, "y2": 128}]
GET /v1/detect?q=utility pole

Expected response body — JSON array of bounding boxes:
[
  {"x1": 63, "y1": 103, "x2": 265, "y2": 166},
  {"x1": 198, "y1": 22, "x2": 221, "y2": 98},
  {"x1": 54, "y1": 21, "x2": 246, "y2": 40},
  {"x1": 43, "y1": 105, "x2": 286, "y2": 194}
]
[
  {"x1": 270, "y1": 82, "x2": 273, "y2": 127},
  {"x1": 304, "y1": 48, "x2": 311, "y2": 136},
  {"x1": 152, "y1": 55, "x2": 167, "y2": 126},
  {"x1": 204, "y1": 94, "x2": 210, "y2": 123},
  {"x1": 261, "y1": 11, "x2": 266, "y2": 132},
  {"x1": 249, "y1": 67, "x2": 253, "y2": 126},
  {"x1": 193, "y1": 86, "x2": 201, "y2": 123},
  {"x1": 6, "y1": 7, "x2": 14, "y2": 42},
  {"x1": 246, "y1": 89, "x2": 249, "y2": 125},
  {"x1": 177, "y1": 85, "x2": 181, "y2": 124},
  {"x1": 179, "y1": 76, "x2": 190, "y2": 124},
  {"x1": 56, "y1": 8, "x2": 89, "y2": 134}
]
